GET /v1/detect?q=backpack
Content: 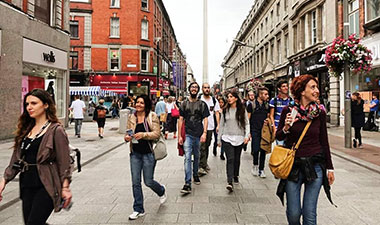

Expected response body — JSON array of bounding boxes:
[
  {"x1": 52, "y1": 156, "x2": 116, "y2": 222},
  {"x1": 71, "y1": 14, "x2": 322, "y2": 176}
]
[
  {"x1": 250, "y1": 100, "x2": 269, "y2": 114},
  {"x1": 53, "y1": 126, "x2": 81, "y2": 173},
  {"x1": 97, "y1": 108, "x2": 106, "y2": 118}
]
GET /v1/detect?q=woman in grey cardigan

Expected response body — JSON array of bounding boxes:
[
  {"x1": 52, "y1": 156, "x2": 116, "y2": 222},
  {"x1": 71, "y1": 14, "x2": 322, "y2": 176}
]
[{"x1": 218, "y1": 91, "x2": 250, "y2": 191}]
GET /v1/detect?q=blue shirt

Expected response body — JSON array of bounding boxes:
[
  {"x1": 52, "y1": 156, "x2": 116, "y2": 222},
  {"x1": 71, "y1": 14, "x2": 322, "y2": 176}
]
[
  {"x1": 155, "y1": 101, "x2": 166, "y2": 115},
  {"x1": 370, "y1": 99, "x2": 379, "y2": 112},
  {"x1": 269, "y1": 96, "x2": 292, "y2": 128}
]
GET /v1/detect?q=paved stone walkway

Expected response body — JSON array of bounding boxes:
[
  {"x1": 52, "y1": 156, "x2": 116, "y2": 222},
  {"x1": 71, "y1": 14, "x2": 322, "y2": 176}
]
[{"x1": 0, "y1": 121, "x2": 380, "y2": 224}]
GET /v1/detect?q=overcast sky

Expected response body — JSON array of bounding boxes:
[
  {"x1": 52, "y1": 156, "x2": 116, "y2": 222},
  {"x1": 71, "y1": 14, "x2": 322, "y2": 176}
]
[{"x1": 163, "y1": 0, "x2": 254, "y2": 85}]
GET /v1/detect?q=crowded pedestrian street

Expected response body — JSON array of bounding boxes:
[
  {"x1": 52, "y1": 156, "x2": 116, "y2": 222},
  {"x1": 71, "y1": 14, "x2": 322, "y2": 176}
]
[{"x1": 1, "y1": 119, "x2": 380, "y2": 225}]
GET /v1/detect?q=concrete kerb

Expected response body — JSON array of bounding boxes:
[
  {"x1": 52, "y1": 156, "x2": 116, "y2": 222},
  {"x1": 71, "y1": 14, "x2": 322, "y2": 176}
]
[{"x1": 331, "y1": 148, "x2": 380, "y2": 174}]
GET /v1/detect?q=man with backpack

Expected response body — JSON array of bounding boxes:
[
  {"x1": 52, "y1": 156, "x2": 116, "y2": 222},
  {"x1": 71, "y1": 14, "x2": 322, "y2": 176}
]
[
  {"x1": 269, "y1": 80, "x2": 292, "y2": 145},
  {"x1": 93, "y1": 99, "x2": 108, "y2": 138},
  {"x1": 247, "y1": 87, "x2": 270, "y2": 178},
  {"x1": 199, "y1": 83, "x2": 220, "y2": 175}
]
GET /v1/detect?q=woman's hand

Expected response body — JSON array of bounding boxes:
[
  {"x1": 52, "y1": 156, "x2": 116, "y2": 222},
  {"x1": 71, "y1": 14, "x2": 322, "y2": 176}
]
[
  {"x1": 243, "y1": 138, "x2": 249, "y2": 145},
  {"x1": 283, "y1": 113, "x2": 298, "y2": 131},
  {"x1": 124, "y1": 135, "x2": 132, "y2": 142},
  {"x1": 0, "y1": 178, "x2": 6, "y2": 202},
  {"x1": 61, "y1": 187, "x2": 72, "y2": 209},
  {"x1": 178, "y1": 136, "x2": 184, "y2": 145},
  {"x1": 134, "y1": 132, "x2": 144, "y2": 140},
  {"x1": 328, "y1": 171, "x2": 335, "y2": 186}
]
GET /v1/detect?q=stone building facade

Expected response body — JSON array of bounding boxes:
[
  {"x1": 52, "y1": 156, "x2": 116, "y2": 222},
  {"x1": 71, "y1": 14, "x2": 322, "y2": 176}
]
[{"x1": 0, "y1": 0, "x2": 70, "y2": 139}]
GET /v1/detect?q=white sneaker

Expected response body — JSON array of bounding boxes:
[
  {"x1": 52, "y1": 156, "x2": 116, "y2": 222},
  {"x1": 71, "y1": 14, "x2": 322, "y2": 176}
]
[
  {"x1": 129, "y1": 211, "x2": 145, "y2": 220},
  {"x1": 198, "y1": 168, "x2": 208, "y2": 175},
  {"x1": 259, "y1": 170, "x2": 266, "y2": 178},
  {"x1": 159, "y1": 185, "x2": 167, "y2": 204},
  {"x1": 251, "y1": 165, "x2": 259, "y2": 176}
]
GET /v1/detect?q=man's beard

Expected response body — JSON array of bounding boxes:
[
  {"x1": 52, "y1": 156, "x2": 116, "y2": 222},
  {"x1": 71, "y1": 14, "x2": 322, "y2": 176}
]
[{"x1": 190, "y1": 93, "x2": 198, "y2": 99}]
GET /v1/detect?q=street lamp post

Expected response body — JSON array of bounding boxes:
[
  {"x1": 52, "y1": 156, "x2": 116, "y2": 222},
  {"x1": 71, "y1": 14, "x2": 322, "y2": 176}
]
[{"x1": 155, "y1": 38, "x2": 161, "y2": 95}]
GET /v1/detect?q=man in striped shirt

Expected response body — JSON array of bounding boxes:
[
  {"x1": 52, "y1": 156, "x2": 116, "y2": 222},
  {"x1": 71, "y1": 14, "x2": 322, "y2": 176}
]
[{"x1": 269, "y1": 80, "x2": 292, "y2": 145}]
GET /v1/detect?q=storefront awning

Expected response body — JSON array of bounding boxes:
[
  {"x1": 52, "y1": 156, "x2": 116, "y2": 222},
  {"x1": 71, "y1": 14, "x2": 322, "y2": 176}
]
[{"x1": 69, "y1": 86, "x2": 101, "y2": 96}]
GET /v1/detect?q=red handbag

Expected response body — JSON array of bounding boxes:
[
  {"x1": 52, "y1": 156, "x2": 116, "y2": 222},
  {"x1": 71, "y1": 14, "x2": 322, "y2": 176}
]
[{"x1": 171, "y1": 108, "x2": 180, "y2": 118}]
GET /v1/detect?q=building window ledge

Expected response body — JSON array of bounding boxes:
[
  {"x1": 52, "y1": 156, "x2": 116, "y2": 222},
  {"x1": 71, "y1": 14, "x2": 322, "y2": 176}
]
[
  {"x1": 141, "y1": 8, "x2": 150, "y2": 12},
  {"x1": 110, "y1": 7, "x2": 120, "y2": 9},
  {"x1": 110, "y1": 36, "x2": 120, "y2": 39},
  {"x1": 141, "y1": 38, "x2": 150, "y2": 42},
  {"x1": 70, "y1": 37, "x2": 80, "y2": 40},
  {"x1": 363, "y1": 17, "x2": 380, "y2": 31}
]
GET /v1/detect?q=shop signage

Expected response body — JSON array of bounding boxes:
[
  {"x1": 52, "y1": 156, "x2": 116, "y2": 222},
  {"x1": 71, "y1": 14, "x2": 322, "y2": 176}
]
[
  {"x1": 42, "y1": 51, "x2": 56, "y2": 63},
  {"x1": 23, "y1": 38, "x2": 67, "y2": 70},
  {"x1": 363, "y1": 33, "x2": 380, "y2": 66}
]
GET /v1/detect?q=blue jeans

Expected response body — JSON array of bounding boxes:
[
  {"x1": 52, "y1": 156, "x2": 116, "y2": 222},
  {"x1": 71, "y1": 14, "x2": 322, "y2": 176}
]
[
  {"x1": 285, "y1": 165, "x2": 323, "y2": 225},
  {"x1": 183, "y1": 134, "x2": 200, "y2": 185},
  {"x1": 130, "y1": 152, "x2": 165, "y2": 213},
  {"x1": 74, "y1": 119, "x2": 83, "y2": 135}
]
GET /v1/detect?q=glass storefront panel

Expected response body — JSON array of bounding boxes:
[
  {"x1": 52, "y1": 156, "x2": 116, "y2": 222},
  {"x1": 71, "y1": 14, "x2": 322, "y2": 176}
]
[
  {"x1": 22, "y1": 63, "x2": 66, "y2": 118},
  {"x1": 351, "y1": 67, "x2": 380, "y2": 112}
]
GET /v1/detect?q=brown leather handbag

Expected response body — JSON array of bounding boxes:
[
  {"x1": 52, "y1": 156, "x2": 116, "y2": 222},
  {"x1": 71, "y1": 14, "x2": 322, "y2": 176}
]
[{"x1": 269, "y1": 120, "x2": 312, "y2": 179}]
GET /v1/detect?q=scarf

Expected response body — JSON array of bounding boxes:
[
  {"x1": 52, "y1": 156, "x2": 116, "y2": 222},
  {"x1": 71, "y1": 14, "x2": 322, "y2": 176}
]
[{"x1": 289, "y1": 100, "x2": 322, "y2": 121}]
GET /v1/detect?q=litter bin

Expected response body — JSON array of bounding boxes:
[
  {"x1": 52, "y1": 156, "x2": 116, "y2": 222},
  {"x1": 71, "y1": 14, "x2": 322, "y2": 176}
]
[{"x1": 119, "y1": 107, "x2": 135, "y2": 134}]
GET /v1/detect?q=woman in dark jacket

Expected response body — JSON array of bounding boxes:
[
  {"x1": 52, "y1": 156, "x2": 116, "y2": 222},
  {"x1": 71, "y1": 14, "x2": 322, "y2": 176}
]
[
  {"x1": 93, "y1": 99, "x2": 108, "y2": 138},
  {"x1": 276, "y1": 75, "x2": 335, "y2": 225},
  {"x1": 0, "y1": 89, "x2": 72, "y2": 224},
  {"x1": 351, "y1": 92, "x2": 365, "y2": 148}
]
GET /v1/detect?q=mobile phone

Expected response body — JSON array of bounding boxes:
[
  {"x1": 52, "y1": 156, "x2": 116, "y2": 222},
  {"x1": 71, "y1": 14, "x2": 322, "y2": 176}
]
[
  {"x1": 59, "y1": 199, "x2": 73, "y2": 211},
  {"x1": 126, "y1": 129, "x2": 134, "y2": 136},
  {"x1": 290, "y1": 108, "x2": 298, "y2": 126}
]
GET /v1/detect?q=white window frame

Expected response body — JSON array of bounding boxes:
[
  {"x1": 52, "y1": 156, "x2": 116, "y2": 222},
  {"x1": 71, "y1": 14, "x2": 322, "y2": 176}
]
[
  {"x1": 110, "y1": 17, "x2": 120, "y2": 38},
  {"x1": 142, "y1": 0, "x2": 148, "y2": 10},
  {"x1": 141, "y1": 49, "x2": 149, "y2": 72},
  {"x1": 349, "y1": 0, "x2": 359, "y2": 36},
  {"x1": 109, "y1": 48, "x2": 120, "y2": 71},
  {"x1": 364, "y1": 0, "x2": 380, "y2": 23},
  {"x1": 277, "y1": 39, "x2": 282, "y2": 64},
  {"x1": 110, "y1": 0, "x2": 120, "y2": 8},
  {"x1": 311, "y1": 10, "x2": 317, "y2": 45},
  {"x1": 141, "y1": 20, "x2": 149, "y2": 40}
]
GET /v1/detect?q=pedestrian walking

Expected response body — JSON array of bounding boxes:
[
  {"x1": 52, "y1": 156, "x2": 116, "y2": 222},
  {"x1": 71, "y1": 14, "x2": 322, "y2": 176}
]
[
  {"x1": 269, "y1": 79, "x2": 292, "y2": 145},
  {"x1": 351, "y1": 92, "x2": 365, "y2": 148},
  {"x1": 165, "y1": 96, "x2": 179, "y2": 139},
  {"x1": 0, "y1": 89, "x2": 72, "y2": 225},
  {"x1": 93, "y1": 99, "x2": 108, "y2": 138},
  {"x1": 69, "y1": 95, "x2": 86, "y2": 138},
  {"x1": 199, "y1": 83, "x2": 220, "y2": 175},
  {"x1": 178, "y1": 82, "x2": 210, "y2": 193},
  {"x1": 276, "y1": 74, "x2": 335, "y2": 225},
  {"x1": 216, "y1": 97, "x2": 227, "y2": 160},
  {"x1": 242, "y1": 90, "x2": 255, "y2": 151},
  {"x1": 155, "y1": 96, "x2": 167, "y2": 133},
  {"x1": 247, "y1": 87, "x2": 270, "y2": 178},
  {"x1": 217, "y1": 91, "x2": 249, "y2": 192},
  {"x1": 368, "y1": 94, "x2": 379, "y2": 126},
  {"x1": 124, "y1": 95, "x2": 167, "y2": 220},
  {"x1": 111, "y1": 98, "x2": 120, "y2": 119}
]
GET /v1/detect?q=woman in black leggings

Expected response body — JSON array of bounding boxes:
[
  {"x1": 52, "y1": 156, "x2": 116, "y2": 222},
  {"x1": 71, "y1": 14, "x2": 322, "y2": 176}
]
[
  {"x1": 351, "y1": 92, "x2": 365, "y2": 148},
  {"x1": 0, "y1": 89, "x2": 72, "y2": 225}
]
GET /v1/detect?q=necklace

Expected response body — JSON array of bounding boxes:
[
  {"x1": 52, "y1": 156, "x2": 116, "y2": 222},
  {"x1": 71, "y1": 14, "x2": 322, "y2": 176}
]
[{"x1": 21, "y1": 121, "x2": 50, "y2": 152}]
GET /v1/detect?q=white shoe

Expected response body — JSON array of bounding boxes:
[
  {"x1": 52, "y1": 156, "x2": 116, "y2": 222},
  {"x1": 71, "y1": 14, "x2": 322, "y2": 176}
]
[
  {"x1": 251, "y1": 165, "x2": 259, "y2": 176},
  {"x1": 259, "y1": 170, "x2": 266, "y2": 178},
  {"x1": 198, "y1": 168, "x2": 208, "y2": 175},
  {"x1": 159, "y1": 185, "x2": 167, "y2": 204},
  {"x1": 129, "y1": 211, "x2": 145, "y2": 220}
]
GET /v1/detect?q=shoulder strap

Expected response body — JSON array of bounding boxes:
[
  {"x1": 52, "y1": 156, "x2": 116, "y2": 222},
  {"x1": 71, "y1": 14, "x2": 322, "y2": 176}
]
[
  {"x1": 293, "y1": 120, "x2": 312, "y2": 151},
  {"x1": 212, "y1": 96, "x2": 216, "y2": 106}
]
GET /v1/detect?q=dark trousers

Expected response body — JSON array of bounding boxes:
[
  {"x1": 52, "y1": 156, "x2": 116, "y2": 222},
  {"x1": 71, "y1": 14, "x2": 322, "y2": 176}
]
[
  {"x1": 21, "y1": 187, "x2": 54, "y2": 225},
  {"x1": 368, "y1": 111, "x2": 377, "y2": 124},
  {"x1": 354, "y1": 127, "x2": 362, "y2": 145},
  {"x1": 199, "y1": 130, "x2": 213, "y2": 169},
  {"x1": 251, "y1": 132, "x2": 266, "y2": 171},
  {"x1": 222, "y1": 140, "x2": 243, "y2": 183}
]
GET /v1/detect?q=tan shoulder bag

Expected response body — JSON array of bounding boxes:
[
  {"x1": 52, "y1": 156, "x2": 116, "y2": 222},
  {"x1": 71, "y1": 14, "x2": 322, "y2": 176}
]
[{"x1": 269, "y1": 120, "x2": 312, "y2": 179}]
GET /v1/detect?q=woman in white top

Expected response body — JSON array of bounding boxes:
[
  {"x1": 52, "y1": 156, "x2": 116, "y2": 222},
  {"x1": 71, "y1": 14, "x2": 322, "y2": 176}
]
[
  {"x1": 165, "y1": 96, "x2": 179, "y2": 139},
  {"x1": 218, "y1": 91, "x2": 250, "y2": 192}
]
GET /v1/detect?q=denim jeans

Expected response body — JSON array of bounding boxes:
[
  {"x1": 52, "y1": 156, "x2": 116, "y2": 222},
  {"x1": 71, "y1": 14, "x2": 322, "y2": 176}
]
[
  {"x1": 183, "y1": 134, "x2": 200, "y2": 185},
  {"x1": 222, "y1": 140, "x2": 243, "y2": 183},
  {"x1": 251, "y1": 132, "x2": 266, "y2": 170},
  {"x1": 130, "y1": 152, "x2": 165, "y2": 213},
  {"x1": 285, "y1": 165, "x2": 323, "y2": 225},
  {"x1": 74, "y1": 119, "x2": 83, "y2": 135},
  {"x1": 276, "y1": 139, "x2": 284, "y2": 146}
]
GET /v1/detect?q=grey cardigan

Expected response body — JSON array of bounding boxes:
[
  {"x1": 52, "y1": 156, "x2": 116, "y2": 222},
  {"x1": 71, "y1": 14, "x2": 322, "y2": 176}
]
[{"x1": 217, "y1": 107, "x2": 250, "y2": 145}]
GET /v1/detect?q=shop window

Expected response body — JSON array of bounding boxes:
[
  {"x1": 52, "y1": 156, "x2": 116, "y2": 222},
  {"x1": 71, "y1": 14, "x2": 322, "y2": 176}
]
[
  {"x1": 70, "y1": 51, "x2": 78, "y2": 70},
  {"x1": 110, "y1": 17, "x2": 120, "y2": 38},
  {"x1": 110, "y1": 0, "x2": 120, "y2": 8},
  {"x1": 365, "y1": 0, "x2": 380, "y2": 22},
  {"x1": 142, "y1": 0, "x2": 148, "y2": 10},
  {"x1": 141, "y1": 20, "x2": 149, "y2": 40},
  {"x1": 70, "y1": 21, "x2": 79, "y2": 39},
  {"x1": 141, "y1": 49, "x2": 149, "y2": 72},
  {"x1": 349, "y1": 0, "x2": 360, "y2": 36},
  {"x1": 311, "y1": 10, "x2": 317, "y2": 44},
  {"x1": 34, "y1": 0, "x2": 51, "y2": 25},
  {"x1": 110, "y1": 49, "x2": 120, "y2": 71}
]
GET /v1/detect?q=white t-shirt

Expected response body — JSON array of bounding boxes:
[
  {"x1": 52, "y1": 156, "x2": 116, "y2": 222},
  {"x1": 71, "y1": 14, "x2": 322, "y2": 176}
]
[
  {"x1": 166, "y1": 102, "x2": 175, "y2": 114},
  {"x1": 70, "y1": 99, "x2": 86, "y2": 119},
  {"x1": 201, "y1": 95, "x2": 220, "y2": 130}
]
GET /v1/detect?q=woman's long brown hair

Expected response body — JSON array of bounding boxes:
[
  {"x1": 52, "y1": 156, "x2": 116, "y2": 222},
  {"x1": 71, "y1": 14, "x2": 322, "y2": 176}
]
[
  {"x1": 14, "y1": 89, "x2": 59, "y2": 150},
  {"x1": 223, "y1": 90, "x2": 246, "y2": 129}
]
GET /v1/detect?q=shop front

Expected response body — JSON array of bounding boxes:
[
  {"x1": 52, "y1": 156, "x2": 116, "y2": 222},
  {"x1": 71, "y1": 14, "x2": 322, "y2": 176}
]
[{"x1": 22, "y1": 38, "x2": 68, "y2": 120}]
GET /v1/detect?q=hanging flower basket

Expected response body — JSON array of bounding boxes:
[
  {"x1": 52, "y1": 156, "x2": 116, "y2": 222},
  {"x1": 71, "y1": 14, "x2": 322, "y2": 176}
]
[
  {"x1": 325, "y1": 34, "x2": 372, "y2": 78},
  {"x1": 246, "y1": 79, "x2": 263, "y2": 95}
]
